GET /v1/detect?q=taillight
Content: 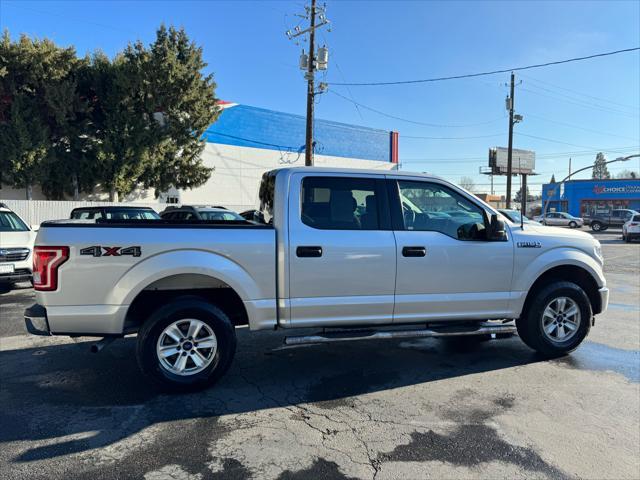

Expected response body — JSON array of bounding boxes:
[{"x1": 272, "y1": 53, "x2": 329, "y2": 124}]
[
  {"x1": 33, "y1": 246, "x2": 69, "y2": 291},
  {"x1": 630, "y1": 223, "x2": 639, "y2": 227}
]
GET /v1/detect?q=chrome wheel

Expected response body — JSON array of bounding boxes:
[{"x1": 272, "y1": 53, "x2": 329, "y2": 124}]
[
  {"x1": 541, "y1": 297, "x2": 581, "y2": 343},
  {"x1": 156, "y1": 319, "x2": 217, "y2": 376}
]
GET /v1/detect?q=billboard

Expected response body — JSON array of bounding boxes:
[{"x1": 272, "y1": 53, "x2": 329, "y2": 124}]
[{"x1": 489, "y1": 147, "x2": 535, "y2": 174}]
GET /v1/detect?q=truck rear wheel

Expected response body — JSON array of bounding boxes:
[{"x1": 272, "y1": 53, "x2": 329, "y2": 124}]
[
  {"x1": 136, "y1": 296, "x2": 236, "y2": 392},
  {"x1": 517, "y1": 281, "x2": 591, "y2": 357}
]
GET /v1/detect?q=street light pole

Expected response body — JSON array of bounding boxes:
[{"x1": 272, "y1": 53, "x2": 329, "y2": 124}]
[{"x1": 542, "y1": 154, "x2": 639, "y2": 220}]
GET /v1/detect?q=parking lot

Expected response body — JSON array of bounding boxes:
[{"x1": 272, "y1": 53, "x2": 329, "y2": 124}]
[{"x1": 0, "y1": 229, "x2": 638, "y2": 480}]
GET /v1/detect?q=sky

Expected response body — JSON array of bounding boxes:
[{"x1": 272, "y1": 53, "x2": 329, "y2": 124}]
[{"x1": 1, "y1": 0, "x2": 639, "y2": 195}]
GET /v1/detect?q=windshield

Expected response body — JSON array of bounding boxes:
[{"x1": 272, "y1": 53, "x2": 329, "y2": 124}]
[
  {"x1": 106, "y1": 209, "x2": 160, "y2": 220},
  {"x1": 0, "y1": 211, "x2": 29, "y2": 232},
  {"x1": 198, "y1": 211, "x2": 243, "y2": 221}
]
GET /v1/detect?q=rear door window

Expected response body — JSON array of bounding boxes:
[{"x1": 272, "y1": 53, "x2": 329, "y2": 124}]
[{"x1": 301, "y1": 177, "x2": 384, "y2": 230}]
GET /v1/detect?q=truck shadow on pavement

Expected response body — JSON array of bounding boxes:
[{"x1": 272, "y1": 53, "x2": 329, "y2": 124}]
[{"x1": 0, "y1": 330, "x2": 619, "y2": 473}]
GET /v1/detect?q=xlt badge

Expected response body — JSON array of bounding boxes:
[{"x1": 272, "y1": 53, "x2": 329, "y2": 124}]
[{"x1": 517, "y1": 241, "x2": 542, "y2": 248}]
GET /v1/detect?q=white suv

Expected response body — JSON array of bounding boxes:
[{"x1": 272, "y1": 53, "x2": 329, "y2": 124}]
[
  {"x1": 0, "y1": 203, "x2": 36, "y2": 288},
  {"x1": 622, "y1": 214, "x2": 640, "y2": 243}
]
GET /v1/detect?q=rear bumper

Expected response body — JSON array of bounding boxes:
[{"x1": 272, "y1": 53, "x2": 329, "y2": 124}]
[
  {"x1": 625, "y1": 232, "x2": 640, "y2": 240},
  {"x1": 24, "y1": 304, "x2": 51, "y2": 336},
  {"x1": 596, "y1": 287, "x2": 609, "y2": 315}
]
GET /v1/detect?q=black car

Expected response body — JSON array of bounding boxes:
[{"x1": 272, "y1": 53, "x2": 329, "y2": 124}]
[
  {"x1": 70, "y1": 206, "x2": 161, "y2": 220},
  {"x1": 586, "y1": 208, "x2": 639, "y2": 232},
  {"x1": 160, "y1": 205, "x2": 245, "y2": 221}
]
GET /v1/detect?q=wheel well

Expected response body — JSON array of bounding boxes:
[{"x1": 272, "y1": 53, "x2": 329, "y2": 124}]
[
  {"x1": 124, "y1": 274, "x2": 249, "y2": 333},
  {"x1": 522, "y1": 265, "x2": 601, "y2": 317}
]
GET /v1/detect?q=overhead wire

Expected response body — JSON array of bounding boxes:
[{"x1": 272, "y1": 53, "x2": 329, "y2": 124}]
[
  {"x1": 329, "y1": 89, "x2": 505, "y2": 128},
  {"x1": 328, "y1": 47, "x2": 640, "y2": 86},
  {"x1": 519, "y1": 73, "x2": 640, "y2": 112}
]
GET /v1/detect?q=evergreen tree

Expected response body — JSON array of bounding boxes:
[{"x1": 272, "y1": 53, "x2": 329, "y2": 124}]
[
  {"x1": 1, "y1": 26, "x2": 219, "y2": 200},
  {"x1": 88, "y1": 52, "x2": 153, "y2": 201},
  {"x1": 550, "y1": 174, "x2": 556, "y2": 183},
  {"x1": 592, "y1": 152, "x2": 611, "y2": 179},
  {"x1": 514, "y1": 185, "x2": 532, "y2": 203},
  {"x1": 0, "y1": 31, "x2": 95, "y2": 199},
  {"x1": 136, "y1": 25, "x2": 219, "y2": 197}
]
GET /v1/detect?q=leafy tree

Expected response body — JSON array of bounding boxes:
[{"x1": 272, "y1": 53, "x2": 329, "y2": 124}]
[
  {"x1": 615, "y1": 169, "x2": 638, "y2": 179},
  {"x1": 592, "y1": 152, "x2": 611, "y2": 179},
  {"x1": 459, "y1": 176, "x2": 475, "y2": 192},
  {"x1": 550, "y1": 174, "x2": 556, "y2": 183}
]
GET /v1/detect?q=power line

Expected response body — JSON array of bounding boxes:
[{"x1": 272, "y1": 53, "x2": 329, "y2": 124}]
[
  {"x1": 520, "y1": 86, "x2": 638, "y2": 118},
  {"x1": 401, "y1": 146, "x2": 640, "y2": 163},
  {"x1": 519, "y1": 73, "x2": 640, "y2": 112},
  {"x1": 329, "y1": 89, "x2": 505, "y2": 128},
  {"x1": 516, "y1": 132, "x2": 597, "y2": 149},
  {"x1": 328, "y1": 47, "x2": 640, "y2": 87},
  {"x1": 523, "y1": 112, "x2": 640, "y2": 142},
  {"x1": 403, "y1": 133, "x2": 504, "y2": 140}
]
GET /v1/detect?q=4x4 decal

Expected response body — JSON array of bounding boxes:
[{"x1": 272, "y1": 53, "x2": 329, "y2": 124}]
[{"x1": 80, "y1": 246, "x2": 142, "y2": 257}]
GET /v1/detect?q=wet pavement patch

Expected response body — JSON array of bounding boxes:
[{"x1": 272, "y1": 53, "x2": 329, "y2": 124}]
[
  {"x1": 378, "y1": 425, "x2": 567, "y2": 479},
  {"x1": 554, "y1": 342, "x2": 640, "y2": 383},
  {"x1": 276, "y1": 458, "x2": 359, "y2": 480}
]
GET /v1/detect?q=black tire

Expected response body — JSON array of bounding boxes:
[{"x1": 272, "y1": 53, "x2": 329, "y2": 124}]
[
  {"x1": 136, "y1": 295, "x2": 237, "y2": 392},
  {"x1": 517, "y1": 281, "x2": 592, "y2": 357},
  {"x1": 569, "y1": 221, "x2": 577, "y2": 228},
  {"x1": 591, "y1": 221, "x2": 603, "y2": 232}
]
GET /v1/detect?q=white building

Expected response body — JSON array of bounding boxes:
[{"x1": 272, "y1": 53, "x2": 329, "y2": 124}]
[{"x1": 1, "y1": 101, "x2": 400, "y2": 213}]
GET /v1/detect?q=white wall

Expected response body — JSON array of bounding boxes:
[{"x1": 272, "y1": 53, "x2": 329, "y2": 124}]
[
  {"x1": 176, "y1": 142, "x2": 395, "y2": 207},
  {"x1": 1, "y1": 142, "x2": 396, "y2": 217},
  {"x1": 0, "y1": 200, "x2": 171, "y2": 226}
]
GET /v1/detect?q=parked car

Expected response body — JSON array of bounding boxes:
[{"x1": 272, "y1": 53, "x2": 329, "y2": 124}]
[
  {"x1": 586, "y1": 209, "x2": 639, "y2": 232},
  {"x1": 535, "y1": 212, "x2": 584, "y2": 228},
  {"x1": 239, "y1": 209, "x2": 268, "y2": 224},
  {"x1": 0, "y1": 203, "x2": 36, "y2": 288},
  {"x1": 25, "y1": 167, "x2": 608, "y2": 391},
  {"x1": 160, "y1": 205, "x2": 244, "y2": 221},
  {"x1": 70, "y1": 206, "x2": 160, "y2": 220},
  {"x1": 498, "y1": 209, "x2": 543, "y2": 226},
  {"x1": 622, "y1": 213, "x2": 640, "y2": 242}
]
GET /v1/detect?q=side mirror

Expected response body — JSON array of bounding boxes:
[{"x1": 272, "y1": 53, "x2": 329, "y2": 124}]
[
  {"x1": 488, "y1": 214, "x2": 507, "y2": 241},
  {"x1": 31, "y1": 224, "x2": 40, "y2": 232}
]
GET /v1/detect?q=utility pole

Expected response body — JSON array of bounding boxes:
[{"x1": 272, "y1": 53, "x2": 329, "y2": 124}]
[
  {"x1": 568, "y1": 157, "x2": 572, "y2": 178},
  {"x1": 520, "y1": 173, "x2": 528, "y2": 217},
  {"x1": 304, "y1": 0, "x2": 317, "y2": 166},
  {"x1": 286, "y1": 1, "x2": 330, "y2": 166},
  {"x1": 506, "y1": 72, "x2": 515, "y2": 209}
]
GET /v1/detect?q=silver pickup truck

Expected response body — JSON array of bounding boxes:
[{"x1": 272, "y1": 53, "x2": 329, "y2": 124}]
[{"x1": 25, "y1": 167, "x2": 609, "y2": 391}]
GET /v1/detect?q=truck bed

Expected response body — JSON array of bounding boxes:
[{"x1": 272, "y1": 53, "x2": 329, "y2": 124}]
[{"x1": 34, "y1": 219, "x2": 277, "y2": 335}]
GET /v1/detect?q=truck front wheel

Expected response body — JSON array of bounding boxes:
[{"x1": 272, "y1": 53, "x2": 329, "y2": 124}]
[
  {"x1": 136, "y1": 296, "x2": 237, "y2": 392},
  {"x1": 517, "y1": 281, "x2": 591, "y2": 357}
]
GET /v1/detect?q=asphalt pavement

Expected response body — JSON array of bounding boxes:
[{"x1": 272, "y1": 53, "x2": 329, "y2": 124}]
[{"x1": 1, "y1": 229, "x2": 638, "y2": 480}]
